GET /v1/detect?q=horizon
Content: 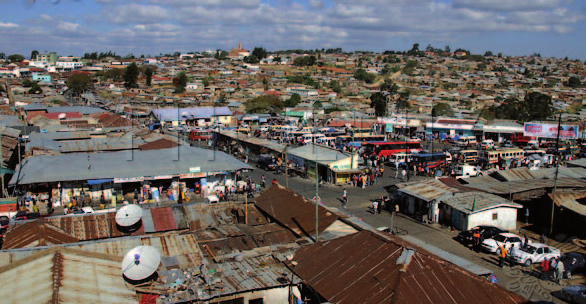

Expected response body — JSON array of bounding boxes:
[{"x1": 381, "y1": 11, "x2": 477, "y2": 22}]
[{"x1": 0, "y1": 0, "x2": 585, "y2": 60}]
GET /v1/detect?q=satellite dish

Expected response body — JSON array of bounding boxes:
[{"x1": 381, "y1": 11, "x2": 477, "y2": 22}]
[
  {"x1": 115, "y1": 204, "x2": 142, "y2": 227},
  {"x1": 58, "y1": 113, "x2": 67, "y2": 120},
  {"x1": 181, "y1": 111, "x2": 188, "y2": 117},
  {"x1": 121, "y1": 246, "x2": 160, "y2": 281}
]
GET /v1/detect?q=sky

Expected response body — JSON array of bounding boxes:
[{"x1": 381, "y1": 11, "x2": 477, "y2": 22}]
[{"x1": 0, "y1": 0, "x2": 585, "y2": 59}]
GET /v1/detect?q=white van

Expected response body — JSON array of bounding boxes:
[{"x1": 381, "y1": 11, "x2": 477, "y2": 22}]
[
  {"x1": 387, "y1": 152, "x2": 413, "y2": 167},
  {"x1": 456, "y1": 136, "x2": 478, "y2": 148},
  {"x1": 316, "y1": 137, "x2": 336, "y2": 147},
  {"x1": 481, "y1": 139, "x2": 495, "y2": 149},
  {"x1": 455, "y1": 164, "x2": 480, "y2": 178}
]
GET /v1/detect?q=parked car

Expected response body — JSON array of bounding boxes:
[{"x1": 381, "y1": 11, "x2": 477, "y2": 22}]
[
  {"x1": 560, "y1": 252, "x2": 586, "y2": 279},
  {"x1": 557, "y1": 285, "x2": 586, "y2": 304},
  {"x1": 256, "y1": 155, "x2": 278, "y2": 171},
  {"x1": 457, "y1": 225, "x2": 506, "y2": 246},
  {"x1": 481, "y1": 233, "x2": 526, "y2": 254},
  {"x1": 507, "y1": 243, "x2": 560, "y2": 266},
  {"x1": 481, "y1": 139, "x2": 495, "y2": 149},
  {"x1": 0, "y1": 215, "x2": 9, "y2": 232}
]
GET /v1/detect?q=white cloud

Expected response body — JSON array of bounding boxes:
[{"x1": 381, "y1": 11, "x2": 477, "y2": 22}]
[
  {"x1": 452, "y1": 0, "x2": 563, "y2": 12},
  {"x1": 0, "y1": 22, "x2": 18, "y2": 28},
  {"x1": 107, "y1": 4, "x2": 170, "y2": 24},
  {"x1": 149, "y1": 0, "x2": 260, "y2": 8}
]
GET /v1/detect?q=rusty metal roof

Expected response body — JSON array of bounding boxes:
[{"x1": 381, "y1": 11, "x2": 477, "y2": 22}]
[
  {"x1": 549, "y1": 191, "x2": 586, "y2": 216},
  {"x1": 181, "y1": 202, "x2": 268, "y2": 230},
  {"x1": 398, "y1": 179, "x2": 459, "y2": 202},
  {"x1": 290, "y1": 230, "x2": 527, "y2": 304},
  {"x1": 0, "y1": 247, "x2": 137, "y2": 304},
  {"x1": 2, "y1": 221, "x2": 79, "y2": 249},
  {"x1": 255, "y1": 184, "x2": 339, "y2": 238},
  {"x1": 490, "y1": 167, "x2": 536, "y2": 182},
  {"x1": 465, "y1": 177, "x2": 586, "y2": 195},
  {"x1": 439, "y1": 192, "x2": 523, "y2": 215},
  {"x1": 195, "y1": 223, "x2": 299, "y2": 258}
]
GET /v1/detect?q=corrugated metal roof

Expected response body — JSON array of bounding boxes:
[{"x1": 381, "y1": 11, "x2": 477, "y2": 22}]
[
  {"x1": 490, "y1": 167, "x2": 536, "y2": 182},
  {"x1": 399, "y1": 179, "x2": 459, "y2": 202},
  {"x1": 0, "y1": 233, "x2": 204, "y2": 269},
  {"x1": 2, "y1": 221, "x2": 80, "y2": 249},
  {"x1": 0, "y1": 247, "x2": 137, "y2": 304},
  {"x1": 439, "y1": 192, "x2": 523, "y2": 215},
  {"x1": 181, "y1": 202, "x2": 268, "y2": 230},
  {"x1": 217, "y1": 130, "x2": 287, "y2": 153},
  {"x1": 567, "y1": 158, "x2": 586, "y2": 169},
  {"x1": 255, "y1": 184, "x2": 339, "y2": 238},
  {"x1": 549, "y1": 191, "x2": 586, "y2": 216},
  {"x1": 465, "y1": 178, "x2": 586, "y2": 195},
  {"x1": 289, "y1": 143, "x2": 353, "y2": 165},
  {"x1": 152, "y1": 107, "x2": 232, "y2": 121},
  {"x1": 11, "y1": 146, "x2": 252, "y2": 185},
  {"x1": 290, "y1": 230, "x2": 527, "y2": 304}
]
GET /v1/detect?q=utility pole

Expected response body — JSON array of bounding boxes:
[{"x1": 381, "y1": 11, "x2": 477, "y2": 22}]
[
  {"x1": 313, "y1": 109, "x2": 319, "y2": 242},
  {"x1": 549, "y1": 112, "x2": 562, "y2": 236},
  {"x1": 0, "y1": 129, "x2": 3, "y2": 198}
]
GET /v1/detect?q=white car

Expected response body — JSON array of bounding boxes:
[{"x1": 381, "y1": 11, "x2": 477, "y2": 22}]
[
  {"x1": 481, "y1": 233, "x2": 526, "y2": 254},
  {"x1": 507, "y1": 243, "x2": 561, "y2": 266},
  {"x1": 259, "y1": 126, "x2": 269, "y2": 132}
]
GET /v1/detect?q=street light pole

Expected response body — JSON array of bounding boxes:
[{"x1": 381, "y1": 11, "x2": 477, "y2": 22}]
[{"x1": 549, "y1": 112, "x2": 562, "y2": 236}]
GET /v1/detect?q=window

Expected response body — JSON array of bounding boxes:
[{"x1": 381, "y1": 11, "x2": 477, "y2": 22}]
[
  {"x1": 249, "y1": 299, "x2": 264, "y2": 304},
  {"x1": 543, "y1": 247, "x2": 550, "y2": 254},
  {"x1": 536, "y1": 248, "x2": 543, "y2": 254},
  {"x1": 492, "y1": 213, "x2": 498, "y2": 220}
]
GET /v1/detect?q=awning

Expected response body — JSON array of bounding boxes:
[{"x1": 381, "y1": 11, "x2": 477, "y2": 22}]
[{"x1": 87, "y1": 178, "x2": 114, "y2": 185}]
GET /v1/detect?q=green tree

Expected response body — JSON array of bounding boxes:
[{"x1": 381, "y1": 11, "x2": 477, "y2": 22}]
[
  {"x1": 144, "y1": 67, "x2": 153, "y2": 87},
  {"x1": 217, "y1": 92, "x2": 228, "y2": 105},
  {"x1": 123, "y1": 63, "x2": 139, "y2": 89},
  {"x1": 369, "y1": 92, "x2": 387, "y2": 117},
  {"x1": 30, "y1": 50, "x2": 39, "y2": 60},
  {"x1": 245, "y1": 95, "x2": 283, "y2": 114},
  {"x1": 313, "y1": 100, "x2": 323, "y2": 110},
  {"x1": 330, "y1": 80, "x2": 342, "y2": 93},
  {"x1": 432, "y1": 103, "x2": 455, "y2": 117},
  {"x1": 354, "y1": 69, "x2": 376, "y2": 84},
  {"x1": 202, "y1": 76, "x2": 212, "y2": 87},
  {"x1": 244, "y1": 55, "x2": 259, "y2": 64},
  {"x1": 262, "y1": 77, "x2": 269, "y2": 90},
  {"x1": 28, "y1": 83, "x2": 42, "y2": 94},
  {"x1": 0, "y1": 53, "x2": 5, "y2": 60},
  {"x1": 273, "y1": 56, "x2": 281, "y2": 64},
  {"x1": 284, "y1": 93, "x2": 301, "y2": 107},
  {"x1": 567, "y1": 76, "x2": 581, "y2": 88},
  {"x1": 396, "y1": 91, "x2": 411, "y2": 110},
  {"x1": 252, "y1": 47, "x2": 267, "y2": 60},
  {"x1": 22, "y1": 79, "x2": 35, "y2": 87},
  {"x1": 67, "y1": 73, "x2": 93, "y2": 96},
  {"x1": 7, "y1": 54, "x2": 24, "y2": 62},
  {"x1": 173, "y1": 71, "x2": 188, "y2": 93}
]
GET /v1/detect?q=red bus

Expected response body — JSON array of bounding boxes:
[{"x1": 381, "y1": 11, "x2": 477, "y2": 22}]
[
  {"x1": 363, "y1": 141, "x2": 422, "y2": 157},
  {"x1": 189, "y1": 130, "x2": 212, "y2": 141}
]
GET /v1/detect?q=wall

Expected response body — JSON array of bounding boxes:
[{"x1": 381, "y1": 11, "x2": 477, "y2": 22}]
[
  {"x1": 207, "y1": 286, "x2": 297, "y2": 304},
  {"x1": 465, "y1": 207, "x2": 518, "y2": 231}
]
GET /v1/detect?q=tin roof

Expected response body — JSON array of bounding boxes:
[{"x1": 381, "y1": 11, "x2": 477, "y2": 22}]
[
  {"x1": 152, "y1": 107, "x2": 232, "y2": 121},
  {"x1": 549, "y1": 191, "x2": 586, "y2": 216},
  {"x1": 439, "y1": 192, "x2": 523, "y2": 215},
  {"x1": 399, "y1": 179, "x2": 459, "y2": 202},
  {"x1": 0, "y1": 247, "x2": 137, "y2": 304},
  {"x1": 255, "y1": 184, "x2": 339, "y2": 238},
  {"x1": 1, "y1": 221, "x2": 80, "y2": 249},
  {"x1": 290, "y1": 230, "x2": 527, "y2": 304},
  {"x1": 464, "y1": 178, "x2": 586, "y2": 195}
]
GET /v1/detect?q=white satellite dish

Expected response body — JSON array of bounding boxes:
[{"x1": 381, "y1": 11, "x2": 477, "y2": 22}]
[
  {"x1": 181, "y1": 111, "x2": 188, "y2": 117},
  {"x1": 121, "y1": 246, "x2": 160, "y2": 281},
  {"x1": 58, "y1": 113, "x2": 67, "y2": 120},
  {"x1": 115, "y1": 204, "x2": 143, "y2": 227}
]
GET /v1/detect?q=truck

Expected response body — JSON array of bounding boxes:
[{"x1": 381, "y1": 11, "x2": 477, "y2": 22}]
[
  {"x1": 511, "y1": 133, "x2": 535, "y2": 147},
  {"x1": 454, "y1": 164, "x2": 481, "y2": 178},
  {"x1": 456, "y1": 136, "x2": 478, "y2": 148}
]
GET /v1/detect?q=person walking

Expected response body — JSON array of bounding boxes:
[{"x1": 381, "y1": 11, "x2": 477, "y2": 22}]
[
  {"x1": 498, "y1": 244, "x2": 508, "y2": 268},
  {"x1": 551, "y1": 258, "x2": 558, "y2": 281},
  {"x1": 556, "y1": 260, "x2": 564, "y2": 285},
  {"x1": 541, "y1": 259, "x2": 550, "y2": 280},
  {"x1": 525, "y1": 208, "x2": 530, "y2": 224},
  {"x1": 372, "y1": 200, "x2": 378, "y2": 215},
  {"x1": 401, "y1": 168, "x2": 407, "y2": 180},
  {"x1": 261, "y1": 175, "x2": 266, "y2": 188},
  {"x1": 472, "y1": 230, "x2": 481, "y2": 252},
  {"x1": 342, "y1": 189, "x2": 348, "y2": 208}
]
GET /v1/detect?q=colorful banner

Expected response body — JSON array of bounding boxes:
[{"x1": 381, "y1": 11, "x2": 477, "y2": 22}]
[{"x1": 524, "y1": 123, "x2": 579, "y2": 139}]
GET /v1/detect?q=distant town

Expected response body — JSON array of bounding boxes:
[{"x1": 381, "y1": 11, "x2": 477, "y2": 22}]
[{"x1": 0, "y1": 43, "x2": 585, "y2": 304}]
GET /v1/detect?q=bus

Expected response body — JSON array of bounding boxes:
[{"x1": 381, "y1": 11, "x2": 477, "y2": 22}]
[
  {"x1": 482, "y1": 148, "x2": 524, "y2": 163},
  {"x1": 189, "y1": 130, "x2": 212, "y2": 141},
  {"x1": 335, "y1": 134, "x2": 387, "y2": 148},
  {"x1": 411, "y1": 152, "x2": 447, "y2": 169},
  {"x1": 362, "y1": 141, "x2": 422, "y2": 157},
  {"x1": 460, "y1": 150, "x2": 479, "y2": 163},
  {"x1": 298, "y1": 133, "x2": 326, "y2": 144}
]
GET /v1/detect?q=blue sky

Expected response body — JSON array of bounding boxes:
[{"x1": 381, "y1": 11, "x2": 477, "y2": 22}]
[{"x1": 0, "y1": 0, "x2": 585, "y2": 59}]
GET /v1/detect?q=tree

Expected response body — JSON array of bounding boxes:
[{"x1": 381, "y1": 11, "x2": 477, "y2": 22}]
[
  {"x1": 330, "y1": 80, "x2": 342, "y2": 93},
  {"x1": 567, "y1": 76, "x2": 581, "y2": 88},
  {"x1": 173, "y1": 71, "x2": 188, "y2": 93},
  {"x1": 396, "y1": 91, "x2": 411, "y2": 110},
  {"x1": 245, "y1": 95, "x2": 283, "y2": 114},
  {"x1": 217, "y1": 92, "x2": 228, "y2": 105},
  {"x1": 123, "y1": 63, "x2": 139, "y2": 89},
  {"x1": 370, "y1": 92, "x2": 387, "y2": 117},
  {"x1": 354, "y1": 69, "x2": 376, "y2": 84},
  {"x1": 493, "y1": 93, "x2": 553, "y2": 122},
  {"x1": 30, "y1": 50, "x2": 39, "y2": 60},
  {"x1": 22, "y1": 79, "x2": 35, "y2": 87},
  {"x1": 484, "y1": 51, "x2": 494, "y2": 57},
  {"x1": 284, "y1": 93, "x2": 301, "y2": 107},
  {"x1": 145, "y1": 67, "x2": 153, "y2": 87},
  {"x1": 262, "y1": 77, "x2": 269, "y2": 90},
  {"x1": 444, "y1": 45, "x2": 451, "y2": 54},
  {"x1": 273, "y1": 56, "x2": 281, "y2": 64},
  {"x1": 293, "y1": 56, "x2": 317, "y2": 67},
  {"x1": 7, "y1": 54, "x2": 24, "y2": 62},
  {"x1": 0, "y1": 53, "x2": 4, "y2": 60},
  {"x1": 380, "y1": 79, "x2": 398, "y2": 96},
  {"x1": 202, "y1": 76, "x2": 212, "y2": 87},
  {"x1": 252, "y1": 47, "x2": 267, "y2": 60},
  {"x1": 432, "y1": 103, "x2": 455, "y2": 117},
  {"x1": 313, "y1": 100, "x2": 323, "y2": 110},
  {"x1": 28, "y1": 83, "x2": 42, "y2": 94},
  {"x1": 244, "y1": 55, "x2": 259, "y2": 64},
  {"x1": 67, "y1": 73, "x2": 93, "y2": 96}
]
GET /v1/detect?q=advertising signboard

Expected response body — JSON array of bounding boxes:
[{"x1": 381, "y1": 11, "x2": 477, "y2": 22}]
[{"x1": 524, "y1": 123, "x2": 579, "y2": 139}]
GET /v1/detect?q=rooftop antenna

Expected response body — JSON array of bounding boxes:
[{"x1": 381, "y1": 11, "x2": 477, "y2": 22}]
[{"x1": 121, "y1": 246, "x2": 160, "y2": 282}]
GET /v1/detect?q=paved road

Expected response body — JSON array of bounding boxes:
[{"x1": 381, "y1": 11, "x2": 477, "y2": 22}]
[{"x1": 241, "y1": 159, "x2": 583, "y2": 304}]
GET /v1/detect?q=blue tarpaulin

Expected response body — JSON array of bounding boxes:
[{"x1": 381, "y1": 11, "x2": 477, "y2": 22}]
[{"x1": 87, "y1": 179, "x2": 114, "y2": 185}]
